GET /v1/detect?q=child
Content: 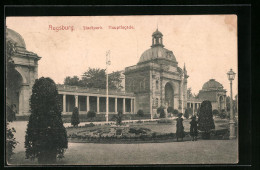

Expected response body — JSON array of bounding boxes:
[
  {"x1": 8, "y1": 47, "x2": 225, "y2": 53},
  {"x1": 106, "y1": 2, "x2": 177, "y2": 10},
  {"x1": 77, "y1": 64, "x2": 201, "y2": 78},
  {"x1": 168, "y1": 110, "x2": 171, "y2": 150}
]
[
  {"x1": 190, "y1": 116, "x2": 198, "y2": 141},
  {"x1": 176, "y1": 113, "x2": 185, "y2": 142}
]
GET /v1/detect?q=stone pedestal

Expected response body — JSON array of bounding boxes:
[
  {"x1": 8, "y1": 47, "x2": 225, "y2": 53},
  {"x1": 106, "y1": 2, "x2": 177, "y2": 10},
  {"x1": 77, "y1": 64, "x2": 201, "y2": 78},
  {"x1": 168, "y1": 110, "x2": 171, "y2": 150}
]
[{"x1": 229, "y1": 120, "x2": 236, "y2": 139}]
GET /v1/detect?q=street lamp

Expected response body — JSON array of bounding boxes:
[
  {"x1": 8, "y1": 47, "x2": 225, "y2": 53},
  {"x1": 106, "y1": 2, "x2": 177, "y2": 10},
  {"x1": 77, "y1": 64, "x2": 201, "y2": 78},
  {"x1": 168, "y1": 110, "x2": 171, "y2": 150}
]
[
  {"x1": 106, "y1": 50, "x2": 111, "y2": 123},
  {"x1": 227, "y1": 68, "x2": 236, "y2": 139}
]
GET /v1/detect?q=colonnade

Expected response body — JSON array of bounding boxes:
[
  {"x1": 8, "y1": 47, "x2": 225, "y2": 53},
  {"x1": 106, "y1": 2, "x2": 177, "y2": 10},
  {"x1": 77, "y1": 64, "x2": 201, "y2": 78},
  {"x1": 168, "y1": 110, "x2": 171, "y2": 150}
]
[{"x1": 61, "y1": 93, "x2": 135, "y2": 114}]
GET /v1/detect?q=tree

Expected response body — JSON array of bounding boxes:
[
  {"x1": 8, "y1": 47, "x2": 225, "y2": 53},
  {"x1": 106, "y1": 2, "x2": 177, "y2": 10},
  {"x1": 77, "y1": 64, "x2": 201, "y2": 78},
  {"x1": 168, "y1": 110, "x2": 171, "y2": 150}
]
[
  {"x1": 71, "y1": 107, "x2": 80, "y2": 127},
  {"x1": 167, "y1": 107, "x2": 174, "y2": 114},
  {"x1": 157, "y1": 106, "x2": 165, "y2": 118},
  {"x1": 6, "y1": 40, "x2": 18, "y2": 162},
  {"x1": 64, "y1": 76, "x2": 81, "y2": 86},
  {"x1": 87, "y1": 111, "x2": 96, "y2": 121},
  {"x1": 173, "y1": 109, "x2": 179, "y2": 116},
  {"x1": 113, "y1": 111, "x2": 123, "y2": 125},
  {"x1": 198, "y1": 100, "x2": 215, "y2": 139},
  {"x1": 25, "y1": 77, "x2": 68, "y2": 164}
]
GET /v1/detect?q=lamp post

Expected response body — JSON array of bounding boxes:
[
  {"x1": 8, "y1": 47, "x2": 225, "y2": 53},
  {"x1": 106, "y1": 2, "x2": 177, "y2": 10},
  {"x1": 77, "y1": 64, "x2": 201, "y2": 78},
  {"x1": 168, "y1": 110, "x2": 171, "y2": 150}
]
[
  {"x1": 227, "y1": 68, "x2": 236, "y2": 139},
  {"x1": 106, "y1": 50, "x2": 111, "y2": 123}
]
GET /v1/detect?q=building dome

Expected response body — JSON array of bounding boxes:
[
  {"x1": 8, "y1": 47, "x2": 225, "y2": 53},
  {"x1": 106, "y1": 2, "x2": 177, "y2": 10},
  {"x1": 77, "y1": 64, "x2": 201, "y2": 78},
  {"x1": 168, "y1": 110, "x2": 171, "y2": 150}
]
[
  {"x1": 202, "y1": 79, "x2": 224, "y2": 90},
  {"x1": 6, "y1": 28, "x2": 26, "y2": 49},
  {"x1": 138, "y1": 29, "x2": 177, "y2": 64},
  {"x1": 138, "y1": 46, "x2": 177, "y2": 63}
]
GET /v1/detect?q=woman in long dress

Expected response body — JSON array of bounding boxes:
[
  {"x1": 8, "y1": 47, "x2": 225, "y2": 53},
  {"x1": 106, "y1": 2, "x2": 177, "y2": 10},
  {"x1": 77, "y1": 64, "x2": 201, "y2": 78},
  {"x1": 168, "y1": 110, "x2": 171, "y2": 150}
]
[{"x1": 176, "y1": 113, "x2": 185, "y2": 141}]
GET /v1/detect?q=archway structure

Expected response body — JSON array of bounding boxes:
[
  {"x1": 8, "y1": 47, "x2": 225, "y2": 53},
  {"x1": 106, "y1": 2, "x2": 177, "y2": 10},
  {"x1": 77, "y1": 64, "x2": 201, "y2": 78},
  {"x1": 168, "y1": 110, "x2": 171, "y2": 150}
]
[{"x1": 6, "y1": 28, "x2": 41, "y2": 116}]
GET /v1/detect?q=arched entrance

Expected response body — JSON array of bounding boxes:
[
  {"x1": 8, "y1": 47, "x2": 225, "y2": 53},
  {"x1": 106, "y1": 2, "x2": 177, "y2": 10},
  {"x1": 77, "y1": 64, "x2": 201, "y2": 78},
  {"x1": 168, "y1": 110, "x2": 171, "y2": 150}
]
[
  {"x1": 6, "y1": 69, "x2": 23, "y2": 115},
  {"x1": 165, "y1": 82, "x2": 174, "y2": 108}
]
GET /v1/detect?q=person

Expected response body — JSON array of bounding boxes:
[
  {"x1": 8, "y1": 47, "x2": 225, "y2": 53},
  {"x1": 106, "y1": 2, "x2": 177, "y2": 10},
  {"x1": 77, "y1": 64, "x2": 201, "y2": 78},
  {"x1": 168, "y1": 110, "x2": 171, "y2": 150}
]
[
  {"x1": 176, "y1": 113, "x2": 185, "y2": 141},
  {"x1": 190, "y1": 115, "x2": 198, "y2": 141}
]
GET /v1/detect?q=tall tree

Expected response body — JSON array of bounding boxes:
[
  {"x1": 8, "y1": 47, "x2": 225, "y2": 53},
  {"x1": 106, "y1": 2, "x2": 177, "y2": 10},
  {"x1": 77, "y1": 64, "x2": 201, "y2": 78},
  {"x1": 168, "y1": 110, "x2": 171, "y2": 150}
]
[
  {"x1": 25, "y1": 77, "x2": 68, "y2": 164},
  {"x1": 81, "y1": 68, "x2": 106, "y2": 89},
  {"x1": 64, "y1": 76, "x2": 81, "y2": 86}
]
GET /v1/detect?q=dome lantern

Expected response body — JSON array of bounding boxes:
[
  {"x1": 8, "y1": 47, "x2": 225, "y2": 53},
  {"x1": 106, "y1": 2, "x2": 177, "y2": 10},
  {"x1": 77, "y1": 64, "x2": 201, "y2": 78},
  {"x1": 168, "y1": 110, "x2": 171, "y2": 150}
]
[{"x1": 151, "y1": 29, "x2": 164, "y2": 47}]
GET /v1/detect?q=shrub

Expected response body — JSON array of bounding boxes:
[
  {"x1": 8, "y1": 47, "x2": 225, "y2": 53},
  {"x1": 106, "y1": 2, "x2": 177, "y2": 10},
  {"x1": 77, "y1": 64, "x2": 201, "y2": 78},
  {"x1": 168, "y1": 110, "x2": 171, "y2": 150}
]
[
  {"x1": 113, "y1": 111, "x2": 123, "y2": 125},
  {"x1": 219, "y1": 110, "x2": 227, "y2": 119},
  {"x1": 6, "y1": 123, "x2": 18, "y2": 162},
  {"x1": 184, "y1": 108, "x2": 192, "y2": 119},
  {"x1": 137, "y1": 109, "x2": 144, "y2": 117},
  {"x1": 71, "y1": 107, "x2": 80, "y2": 127},
  {"x1": 198, "y1": 100, "x2": 215, "y2": 139},
  {"x1": 173, "y1": 109, "x2": 179, "y2": 116},
  {"x1": 212, "y1": 109, "x2": 219, "y2": 116},
  {"x1": 87, "y1": 111, "x2": 96, "y2": 121},
  {"x1": 6, "y1": 104, "x2": 16, "y2": 122},
  {"x1": 167, "y1": 107, "x2": 174, "y2": 114},
  {"x1": 157, "y1": 106, "x2": 165, "y2": 118},
  {"x1": 85, "y1": 122, "x2": 95, "y2": 127},
  {"x1": 25, "y1": 77, "x2": 68, "y2": 164}
]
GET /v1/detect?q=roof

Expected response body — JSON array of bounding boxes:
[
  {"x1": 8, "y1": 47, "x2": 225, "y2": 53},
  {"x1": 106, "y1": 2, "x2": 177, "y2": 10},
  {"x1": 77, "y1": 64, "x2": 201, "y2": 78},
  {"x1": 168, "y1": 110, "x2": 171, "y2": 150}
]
[
  {"x1": 138, "y1": 46, "x2": 177, "y2": 64},
  {"x1": 152, "y1": 29, "x2": 163, "y2": 37},
  {"x1": 6, "y1": 28, "x2": 26, "y2": 48},
  {"x1": 202, "y1": 79, "x2": 224, "y2": 91}
]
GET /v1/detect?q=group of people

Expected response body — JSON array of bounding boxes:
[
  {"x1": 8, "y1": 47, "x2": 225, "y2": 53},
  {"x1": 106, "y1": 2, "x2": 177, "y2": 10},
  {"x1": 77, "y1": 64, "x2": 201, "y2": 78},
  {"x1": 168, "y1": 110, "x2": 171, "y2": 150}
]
[{"x1": 176, "y1": 113, "x2": 198, "y2": 142}]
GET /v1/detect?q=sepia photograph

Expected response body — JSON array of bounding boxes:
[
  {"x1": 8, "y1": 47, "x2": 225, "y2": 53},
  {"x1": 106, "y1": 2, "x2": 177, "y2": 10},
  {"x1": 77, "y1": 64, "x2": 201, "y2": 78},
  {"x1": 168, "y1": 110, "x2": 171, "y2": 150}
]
[{"x1": 5, "y1": 15, "x2": 239, "y2": 165}]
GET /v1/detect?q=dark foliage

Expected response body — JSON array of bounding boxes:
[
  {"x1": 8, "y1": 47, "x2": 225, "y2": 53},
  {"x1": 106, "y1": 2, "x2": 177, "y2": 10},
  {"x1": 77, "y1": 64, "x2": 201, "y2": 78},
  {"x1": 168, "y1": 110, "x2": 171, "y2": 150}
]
[
  {"x1": 71, "y1": 107, "x2": 80, "y2": 127},
  {"x1": 197, "y1": 101, "x2": 215, "y2": 135},
  {"x1": 167, "y1": 107, "x2": 174, "y2": 113},
  {"x1": 6, "y1": 123, "x2": 18, "y2": 162},
  {"x1": 113, "y1": 111, "x2": 123, "y2": 125},
  {"x1": 6, "y1": 104, "x2": 16, "y2": 122},
  {"x1": 87, "y1": 111, "x2": 96, "y2": 121},
  {"x1": 219, "y1": 109, "x2": 227, "y2": 119},
  {"x1": 25, "y1": 77, "x2": 68, "y2": 164},
  {"x1": 137, "y1": 109, "x2": 144, "y2": 117},
  {"x1": 184, "y1": 108, "x2": 192, "y2": 119},
  {"x1": 157, "y1": 106, "x2": 165, "y2": 118},
  {"x1": 173, "y1": 109, "x2": 179, "y2": 115},
  {"x1": 212, "y1": 109, "x2": 219, "y2": 116}
]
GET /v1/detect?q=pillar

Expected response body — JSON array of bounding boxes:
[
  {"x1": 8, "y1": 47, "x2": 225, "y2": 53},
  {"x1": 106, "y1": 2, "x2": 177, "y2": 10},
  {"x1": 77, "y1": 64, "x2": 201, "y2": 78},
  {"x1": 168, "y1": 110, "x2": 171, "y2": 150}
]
[
  {"x1": 63, "y1": 94, "x2": 66, "y2": 113},
  {"x1": 123, "y1": 98, "x2": 125, "y2": 114},
  {"x1": 193, "y1": 102, "x2": 195, "y2": 115},
  {"x1": 86, "y1": 96, "x2": 90, "y2": 112},
  {"x1": 97, "y1": 96, "x2": 99, "y2": 113},
  {"x1": 75, "y1": 95, "x2": 78, "y2": 108},
  {"x1": 19, "y1": 84, "x2": 30, "y2": 115},
  {"x1": 115, "y1": 97, "x2": 117, "y2": 113}
]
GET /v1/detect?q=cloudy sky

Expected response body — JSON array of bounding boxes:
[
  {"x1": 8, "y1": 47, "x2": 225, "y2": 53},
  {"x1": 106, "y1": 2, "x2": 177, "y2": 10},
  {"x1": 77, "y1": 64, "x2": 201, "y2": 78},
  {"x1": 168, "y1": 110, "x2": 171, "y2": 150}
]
[{"x1": 6, "y1": 15, "x2": 238, "y2": 95}]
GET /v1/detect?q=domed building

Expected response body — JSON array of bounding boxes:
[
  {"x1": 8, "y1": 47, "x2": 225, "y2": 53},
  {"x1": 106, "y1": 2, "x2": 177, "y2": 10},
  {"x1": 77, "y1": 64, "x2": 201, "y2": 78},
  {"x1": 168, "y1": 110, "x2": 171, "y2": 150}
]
[
  {"x1": 6, "y1": 27, "x2": 41, "y2": 116},
  {"x1": 197, "y1": 79, "x2": 227, "y2": 111},
  {"x1": 124, "y1": 29, "x2": 188, "y2": 116}
]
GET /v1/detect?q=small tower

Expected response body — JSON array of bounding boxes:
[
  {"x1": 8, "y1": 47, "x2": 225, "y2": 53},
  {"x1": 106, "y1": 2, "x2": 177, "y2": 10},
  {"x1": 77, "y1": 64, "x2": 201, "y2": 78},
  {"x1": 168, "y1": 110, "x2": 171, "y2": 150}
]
[{"x1": 151, "y1": 29, "x2": 164, "y2": 47}]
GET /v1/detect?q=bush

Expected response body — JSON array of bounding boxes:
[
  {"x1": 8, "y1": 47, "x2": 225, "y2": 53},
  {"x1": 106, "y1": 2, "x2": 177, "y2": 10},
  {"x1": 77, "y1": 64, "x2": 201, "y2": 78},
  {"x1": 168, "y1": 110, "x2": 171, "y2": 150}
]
[
  {"x1": 71, "y1": 107, "x2": 80, "y2": 127},
  {"x1": 212, "y1": 109, "x2": 219, "y2": 116},
  {"x1": 25, "y1": 77, "x2": 68, "y2": 164},
  {"x1": 157, "y1": 106, "x2": 165, "y2": 118},
  {"x1": 6, "y1": 104, "x2": 16, "y2": 122},
  {"x1": 87, "y1": 111, "x2": 96, "y2": 121},
  {"x1": 6, "y1": 123, "x2": 18, "y2": 162},
  {"x1": 173, "y1": 109, "x2": 179, "y2": 116},
  {"x1": 219, "y1": 110, "x2": 227, "y2": 119},
  {"x1": 184, "y1": 108, "x2": 192, "y2": 119},
  {"x1": 167, "y1": 107, "x2": 174, "y2": 114},
  {"x1": 85, "y1": 123, "x2": 95, "y2": 127},
  {"x1": 137, "y1": 109, "x2": 144, "y2": 117},
  {"x1": 112, "y1": 111, "x2": 123, "y2": 125},
  {"x1": 198, "y1": 100, "x2": 215, "y2": 139}
]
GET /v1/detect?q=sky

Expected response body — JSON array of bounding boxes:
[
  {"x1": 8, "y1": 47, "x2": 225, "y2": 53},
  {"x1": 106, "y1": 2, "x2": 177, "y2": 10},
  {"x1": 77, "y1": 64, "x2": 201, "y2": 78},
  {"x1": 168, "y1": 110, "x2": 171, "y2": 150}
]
[{"x1": 6, "y1": 15, "x2": 238, "y2": 96}]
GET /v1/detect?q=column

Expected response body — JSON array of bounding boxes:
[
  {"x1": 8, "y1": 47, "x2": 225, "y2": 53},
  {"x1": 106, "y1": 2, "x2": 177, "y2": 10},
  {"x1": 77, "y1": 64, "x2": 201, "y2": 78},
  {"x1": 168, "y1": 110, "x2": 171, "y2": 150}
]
[
  {"x1": 115, "y1": 97, "x2": 117, "y2": 113},
  {"x1": 123, "y1": 98, "x2": 126, "y2": 114},
  {"x1": 75, "y1": 95, "x2": 78, "y2": 108},
  {"x1": 86, "y1": 96, "x2": 90, "y2": 112},
  {"x1": 97, "y1": 96, "x2": 99, "y2": 113},
  {"x1": 19, "y1": 84, "x2": 30, "y2": 115},
  {"x1": 63, "y1": 94, "x2": 66, "y2": 113},
  {"x1": 134, "y1": 98, "x2": 136, "y2": 114},
  {"x1": 130, "y1": 99, "x2": 133, "y2": 114},
  {"x1": 193, "y1": 102, "x2": 195, "y2": 115},
  {"x1": 224, "y1": 96, "x2": 227, "y2": 111}
]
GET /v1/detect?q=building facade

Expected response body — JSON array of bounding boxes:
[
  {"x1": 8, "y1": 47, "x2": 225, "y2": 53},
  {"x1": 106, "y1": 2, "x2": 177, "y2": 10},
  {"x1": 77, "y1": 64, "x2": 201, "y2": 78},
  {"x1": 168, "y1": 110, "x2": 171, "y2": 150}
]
[
  {"x1": 124, "y1": 29, "x2": 188, "y2": 115},
  {"x1": 6, "y1": 28, "x2": 227, "y2": 117},
  {"x1": 6, "y1": 28, "x2": 41, "y2": 116}
]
